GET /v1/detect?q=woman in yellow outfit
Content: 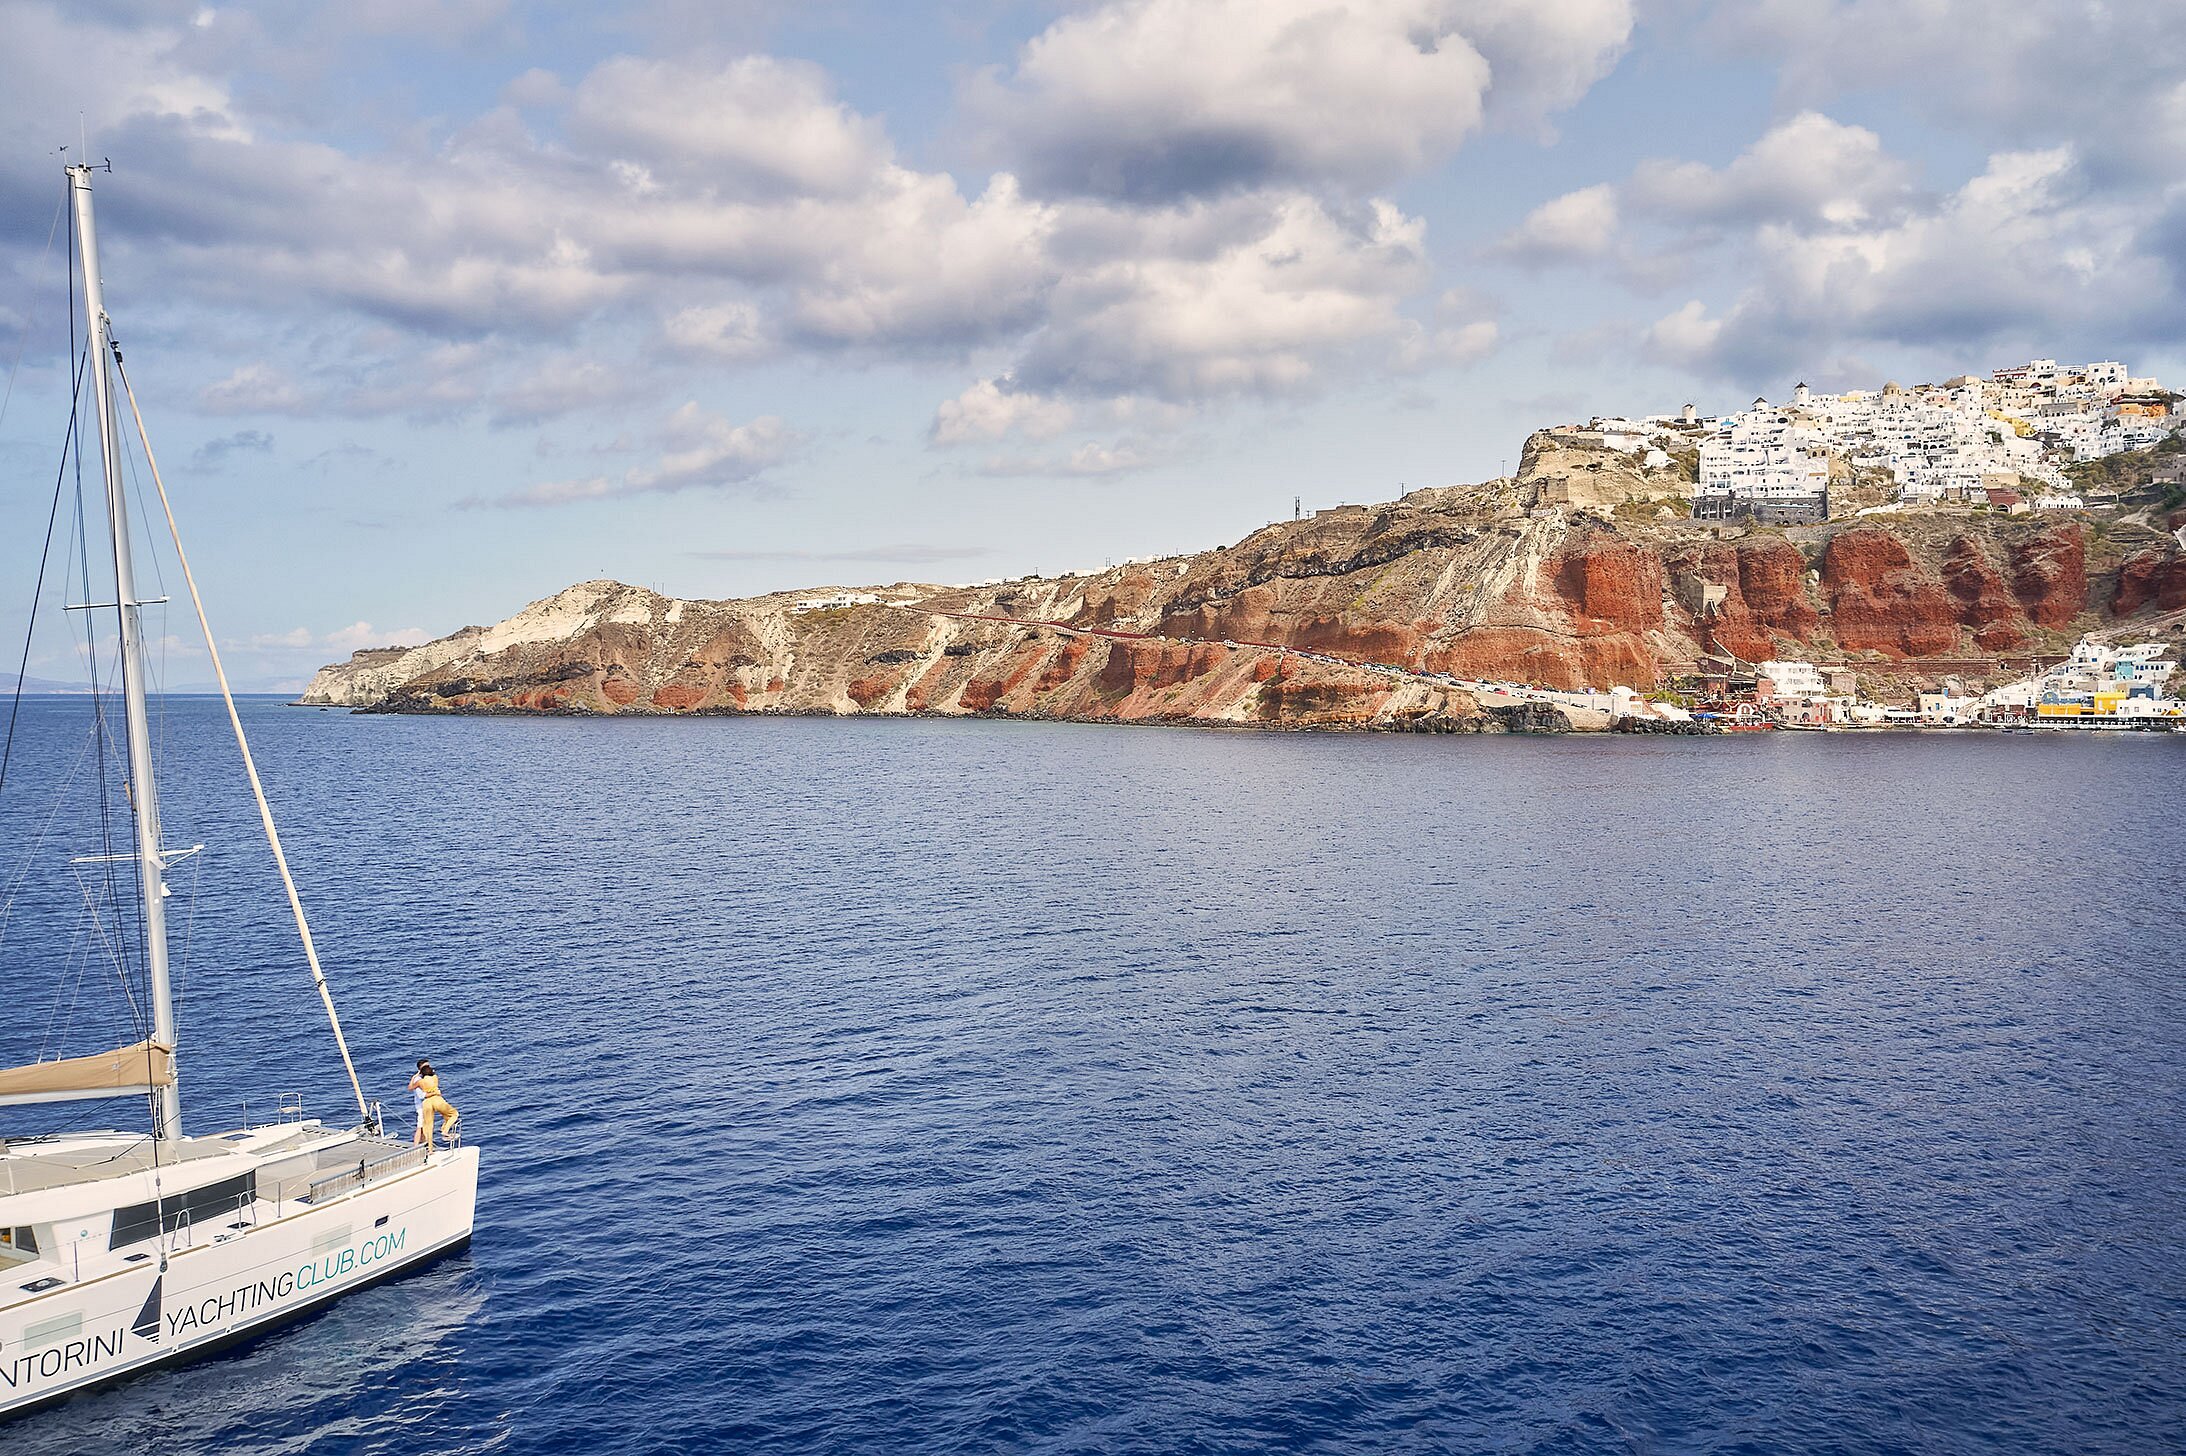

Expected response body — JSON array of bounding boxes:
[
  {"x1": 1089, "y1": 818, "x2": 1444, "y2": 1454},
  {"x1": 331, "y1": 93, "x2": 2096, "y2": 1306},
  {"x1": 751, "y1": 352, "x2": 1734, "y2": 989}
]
[{"x1": 409, "y1": 1058, "x2": 460, "y2": 1148}]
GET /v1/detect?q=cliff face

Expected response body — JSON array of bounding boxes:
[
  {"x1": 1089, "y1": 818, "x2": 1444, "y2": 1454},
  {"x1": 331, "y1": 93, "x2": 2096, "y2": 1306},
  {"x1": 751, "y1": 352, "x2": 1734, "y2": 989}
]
[
  {"x1": 304, "y1": 471, "x2": 2186, "y2": 725},
  {"x1": 299, "y1": 575, "x2": 1493, "y2": 731}
]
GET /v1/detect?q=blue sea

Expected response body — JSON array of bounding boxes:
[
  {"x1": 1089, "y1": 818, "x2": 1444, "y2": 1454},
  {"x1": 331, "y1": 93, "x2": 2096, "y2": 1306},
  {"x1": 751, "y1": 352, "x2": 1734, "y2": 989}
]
[{"x1": 2, "y1": 697, "x2": 2182, "y2": 1454}]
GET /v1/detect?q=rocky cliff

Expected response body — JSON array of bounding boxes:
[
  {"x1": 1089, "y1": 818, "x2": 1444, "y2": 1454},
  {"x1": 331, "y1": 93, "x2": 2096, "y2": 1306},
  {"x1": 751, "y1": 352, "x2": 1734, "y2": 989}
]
[{"x1": 304, "y1": 447, "x2": 2186, "y2": 728}]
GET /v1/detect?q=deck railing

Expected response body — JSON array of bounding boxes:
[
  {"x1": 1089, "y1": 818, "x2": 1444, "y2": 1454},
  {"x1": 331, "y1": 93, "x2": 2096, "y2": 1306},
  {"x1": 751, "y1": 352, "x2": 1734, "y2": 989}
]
[{"x1": 302, "y1": 1138, "x2": 431, "y2": 1206}]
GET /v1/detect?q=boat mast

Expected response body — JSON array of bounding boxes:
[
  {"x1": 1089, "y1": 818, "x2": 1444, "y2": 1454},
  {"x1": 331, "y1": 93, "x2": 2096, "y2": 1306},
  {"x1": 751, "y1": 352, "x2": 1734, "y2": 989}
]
[{"x1": 69, "y1": 163, "x2": 182, "y2": 1140}]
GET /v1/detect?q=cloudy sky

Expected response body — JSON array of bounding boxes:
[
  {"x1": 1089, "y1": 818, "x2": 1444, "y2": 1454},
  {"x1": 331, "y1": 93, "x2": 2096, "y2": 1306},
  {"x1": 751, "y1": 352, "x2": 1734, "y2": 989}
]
[{"x1": 3, "y1": 0, "x2": 2183, "y2": 688}]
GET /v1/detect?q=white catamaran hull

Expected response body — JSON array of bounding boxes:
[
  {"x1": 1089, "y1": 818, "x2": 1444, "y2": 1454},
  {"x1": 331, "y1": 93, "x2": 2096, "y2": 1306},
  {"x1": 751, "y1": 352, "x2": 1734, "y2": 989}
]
[{"x1": 0, "y1": 1147, "x2": 477, "y2": 1420}]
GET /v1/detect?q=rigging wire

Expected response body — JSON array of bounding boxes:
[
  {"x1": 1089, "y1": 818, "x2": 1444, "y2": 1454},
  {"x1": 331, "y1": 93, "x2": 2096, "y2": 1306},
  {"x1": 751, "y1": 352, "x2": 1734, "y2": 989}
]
[
  {"x1": 115, "y1": 381, "x2": 171, "y2": 795},
  {"x1": 2, "y1": 717, "x2": 97, "y2": 940},
  {"x1": 9, "y1": 721, "x2": 101, "y2": 1063},
  {"x1": 68, "y1": 464, "x2": 140, "y2": 1014},
  {"x1": 40, "y1": 907, "x2": 98, "y2": 1064},
  {"x1": 71, "y1": 869, "x2": 145, "y2": 1038},
  {"x1": 0, "y1": 347, "x2": 88, "y2": 795},
  {"x1": 103, "y1": 386, "x2": 156, "y2": 1045},
  {"x1": 115, "y1": 354, "x2": 374, "y2": 1126},
  {"x1": 174, "y1": 845, "x2": 202, "y2": 1017}
]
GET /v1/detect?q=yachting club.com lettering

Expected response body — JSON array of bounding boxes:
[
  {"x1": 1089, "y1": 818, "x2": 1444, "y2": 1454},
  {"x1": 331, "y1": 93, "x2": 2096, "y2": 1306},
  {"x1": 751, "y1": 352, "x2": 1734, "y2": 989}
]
[
  {"x1": 0, "y1": 1225, "x2": 409, "y2": 1390},
  {"x1": 168, "y1": 1226, "x2": 410, "y2": 1337}
]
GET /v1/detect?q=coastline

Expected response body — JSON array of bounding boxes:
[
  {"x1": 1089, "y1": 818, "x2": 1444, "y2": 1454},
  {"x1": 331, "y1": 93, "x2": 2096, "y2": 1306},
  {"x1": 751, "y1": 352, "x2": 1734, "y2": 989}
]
[{"x1": 298, "y1": 475, "x2": 2186, "y2": 735}]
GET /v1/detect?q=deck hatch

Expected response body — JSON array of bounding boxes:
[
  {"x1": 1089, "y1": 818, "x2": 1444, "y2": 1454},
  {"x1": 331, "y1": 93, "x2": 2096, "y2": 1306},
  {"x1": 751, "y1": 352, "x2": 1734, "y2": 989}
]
[{"x1": 109, "y1": 1170, "x2": 257, "y2": 1250}]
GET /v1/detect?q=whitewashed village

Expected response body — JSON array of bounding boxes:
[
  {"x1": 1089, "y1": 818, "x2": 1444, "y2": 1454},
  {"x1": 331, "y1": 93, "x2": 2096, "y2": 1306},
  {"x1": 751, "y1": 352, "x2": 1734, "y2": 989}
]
[
  {"x1": 1502, "y1": 356, "x2": 2186, "y2": 732},
  {"x1": 1574, "y1": 357, "x2": 2178, "y2": 525}
]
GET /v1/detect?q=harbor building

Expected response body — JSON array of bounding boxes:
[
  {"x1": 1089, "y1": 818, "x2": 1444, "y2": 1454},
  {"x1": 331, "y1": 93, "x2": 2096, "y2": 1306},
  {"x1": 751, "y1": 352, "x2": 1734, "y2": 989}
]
[
  {"x1": 1756, "y1": 660, "x2": 1826, "y2": 700},
  {"x1": 1979, "y1": 639, "x2": 2184, "y2": 728}
]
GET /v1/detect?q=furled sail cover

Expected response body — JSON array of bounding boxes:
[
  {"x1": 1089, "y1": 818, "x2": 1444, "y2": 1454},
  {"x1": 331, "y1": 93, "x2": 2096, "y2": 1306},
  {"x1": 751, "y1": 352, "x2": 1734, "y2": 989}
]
[{"x1": 0, "y1": 1041, "x2": 173, "y2": 1099}]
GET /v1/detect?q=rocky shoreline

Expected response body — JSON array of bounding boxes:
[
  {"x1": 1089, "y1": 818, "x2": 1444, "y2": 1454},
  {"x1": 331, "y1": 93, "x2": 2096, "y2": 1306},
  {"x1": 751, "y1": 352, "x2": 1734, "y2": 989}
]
[{"x1": 325, "y1": 698, "x2": 1580, "y2": 735}]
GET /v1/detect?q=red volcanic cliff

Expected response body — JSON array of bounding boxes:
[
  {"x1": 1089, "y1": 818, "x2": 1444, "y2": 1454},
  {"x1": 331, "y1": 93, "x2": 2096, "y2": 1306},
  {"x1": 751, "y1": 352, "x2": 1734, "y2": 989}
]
[
  {"x1": 2113, "y1": 549, "x2": 2186, "y2": 616},
  {"x1": 1822, "y1": 529, "x2": 1964, "y2": 657},
  {"x1": 1669, "y1": 540, "x2": 1820, "y2": 660},
  {"x1": 305, "y1": 476, "x2": 2186, "y2": 727}
]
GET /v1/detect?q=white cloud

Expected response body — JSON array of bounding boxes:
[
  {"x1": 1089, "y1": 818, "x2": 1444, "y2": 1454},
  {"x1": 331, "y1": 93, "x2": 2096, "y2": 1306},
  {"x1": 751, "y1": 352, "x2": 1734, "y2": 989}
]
[
  {"x1": 1417, "y1": 318, "x2": 1500, "y2": 368},
  {"x1": 972, "y1": 0, "x2": 1631, "y2": 200},
  {"x1": 569, "y1": 55, "x2": 892, "y2": 198},
  {"x1": 930, "y1": 378, "x2": 1077, "y2": 445},
  {"x1": 1458, "y1": 0, "x2": 1638, "y2": 136},
  {"x1": 1497, "y1": 113, "x2": 1915, "y2": 271},
  {"x1": 1013, "y1": 193, "x2": 1431, "y2": 401},
  {"x1": 186, "y1": 428, "x2": 273, "y2": 471},
  {"x1": 500, "y1": 67, "x2": 568, "y2": 109},
  {"x1": 0, "y1": 0, "x2": 239, "y2": 179},
  {"x1": 322, "y1": 621, "x2": 428, "y2": 651},
  {"x1": 0, "y1": 0, "x2": 1647, "y2": 508},
  {"x1": 1470, "y1": 67, "x2": 2186, "y2": 380},
  {"x1": 975, "y1": 0, "x2": 1486, "y2": 199},
  {"x1": 1644, "y1": 146, "x2": 2174, "y2": 376},
  {"x1": 237, "y1": 622, "x2": 426, "y2": 653},
  {"x1": 0, "y1": 9, "x2": 1554, "y2": 459},
  {"x1": 1714, "y1": 1, "x2": 2186, "y2": 181},
  {"x1": 978, "y1": 440, "x2": 1155, "y2": 478},
  {"x1": 1627, "y1": 111, "x2": 1917, "y2": 230},
  {"x1": 197, "y1": 364, "x2": 313, "y2": 415},
  {"x1": 4, "y1": 36, "x2": 1059, "y2": 370},
  {"x1": 662, "y1": 301, "x2": 771, "y2": 361},
  {"x1": 767, "y1": 172, "x2": 1056, "y2": 349},
  {"x1": 482, "y1": 404, "x2": 797, "y2": 507},
  {"x1": 1494, "y1": 183, "x2": 1619, "y2": 262},
  {"x1": 488, "y1": 354, "x2": 643, "y2": 426},
  {"x1": 645, "y1": 402, "x2": 793, "y2": 491},
  {"x1": 1644, "y1": 300, "x2": 1723, "y2": 366}
]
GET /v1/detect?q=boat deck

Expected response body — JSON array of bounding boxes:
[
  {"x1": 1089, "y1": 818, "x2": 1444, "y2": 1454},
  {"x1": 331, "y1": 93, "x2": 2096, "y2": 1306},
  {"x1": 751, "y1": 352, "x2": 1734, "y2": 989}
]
[
  {"x1": 0, "y1": 1134, "x2": 237, "y2": 1196},
  {"x1": 0, "y1": 1125, "x2": 449, "y2": 1311}
]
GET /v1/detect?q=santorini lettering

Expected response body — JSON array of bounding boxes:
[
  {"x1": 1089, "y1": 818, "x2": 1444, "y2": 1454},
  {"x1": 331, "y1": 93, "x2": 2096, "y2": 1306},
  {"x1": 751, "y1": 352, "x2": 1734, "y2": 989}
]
[
  {"x1": 0, "y1": 1329, "x2": 125, "y2": 1389},
  {"x1": 167, "y1": 1226, "x2": 409, "y2": 1337}
]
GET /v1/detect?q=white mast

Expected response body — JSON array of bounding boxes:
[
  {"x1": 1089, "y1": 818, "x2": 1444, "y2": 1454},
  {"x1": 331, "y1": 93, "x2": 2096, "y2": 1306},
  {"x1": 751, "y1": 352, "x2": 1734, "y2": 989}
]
[{"x1": 69, "y1": 162, "x2": 182, "y2": 1140}]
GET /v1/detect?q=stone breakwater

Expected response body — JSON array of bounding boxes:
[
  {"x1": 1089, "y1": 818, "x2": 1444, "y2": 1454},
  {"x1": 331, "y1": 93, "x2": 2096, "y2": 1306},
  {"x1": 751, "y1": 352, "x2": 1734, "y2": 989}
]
[{"x1": 304, "y1": 473, "x2": 2186, "y2": 732}]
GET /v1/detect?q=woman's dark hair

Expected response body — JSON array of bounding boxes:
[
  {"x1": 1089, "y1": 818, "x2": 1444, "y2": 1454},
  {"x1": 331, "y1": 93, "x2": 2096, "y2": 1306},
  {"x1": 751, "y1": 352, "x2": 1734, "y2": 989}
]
[{"x1": 418, "y1": 1059, "x2": 433, "y2": 1075}]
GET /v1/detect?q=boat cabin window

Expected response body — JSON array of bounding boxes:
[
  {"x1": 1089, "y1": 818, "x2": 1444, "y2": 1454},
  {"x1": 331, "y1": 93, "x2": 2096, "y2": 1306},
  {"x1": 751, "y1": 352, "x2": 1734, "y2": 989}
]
[
  {"x1": 0, "y1": 1225, "x2": 37, "y2": 1262},
  {"x1": 109, "y1": 1172, "x2": 257, "y2": 1250}
]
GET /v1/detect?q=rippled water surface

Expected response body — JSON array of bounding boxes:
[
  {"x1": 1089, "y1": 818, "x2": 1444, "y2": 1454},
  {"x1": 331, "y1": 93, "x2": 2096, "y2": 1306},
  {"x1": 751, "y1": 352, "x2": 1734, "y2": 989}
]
[{"x1": 2, "y1": 699, "x2": 2182, "y2": 1454}]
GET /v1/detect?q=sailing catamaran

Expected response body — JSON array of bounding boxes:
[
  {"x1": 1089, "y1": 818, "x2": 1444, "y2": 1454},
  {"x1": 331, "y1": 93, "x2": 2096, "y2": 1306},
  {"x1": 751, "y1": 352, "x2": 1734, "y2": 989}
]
[{"x1": 0, "y1": 164, "x2": 478, "y2": 1420}]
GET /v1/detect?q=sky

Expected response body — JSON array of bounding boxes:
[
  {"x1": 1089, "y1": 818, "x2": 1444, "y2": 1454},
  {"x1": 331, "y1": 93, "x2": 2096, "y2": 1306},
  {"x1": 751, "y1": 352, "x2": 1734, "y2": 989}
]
[{"x1": 2, "y1": 0, "x2": 2183, "y2": 690}]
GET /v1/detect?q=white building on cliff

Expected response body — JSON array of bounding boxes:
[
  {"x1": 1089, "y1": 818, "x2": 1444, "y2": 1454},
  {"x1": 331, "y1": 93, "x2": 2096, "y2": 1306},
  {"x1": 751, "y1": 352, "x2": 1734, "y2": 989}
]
[{"x1": 1691, "y1": 394, "x2": 1832, "y2": 522}]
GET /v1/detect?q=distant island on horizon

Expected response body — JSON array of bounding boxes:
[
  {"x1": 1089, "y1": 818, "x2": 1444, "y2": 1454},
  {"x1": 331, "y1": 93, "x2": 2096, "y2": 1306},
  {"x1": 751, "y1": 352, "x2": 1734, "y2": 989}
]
[{"x1": 0, "y1": 673, "x2": 89, "y2": 695}]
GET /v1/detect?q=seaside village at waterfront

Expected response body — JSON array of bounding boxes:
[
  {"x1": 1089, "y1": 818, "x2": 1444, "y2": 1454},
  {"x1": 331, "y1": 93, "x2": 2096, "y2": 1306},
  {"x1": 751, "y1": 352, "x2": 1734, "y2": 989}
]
[{"x1": 1514, "y1": 356, "x2": 2186, "y2": 733}]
